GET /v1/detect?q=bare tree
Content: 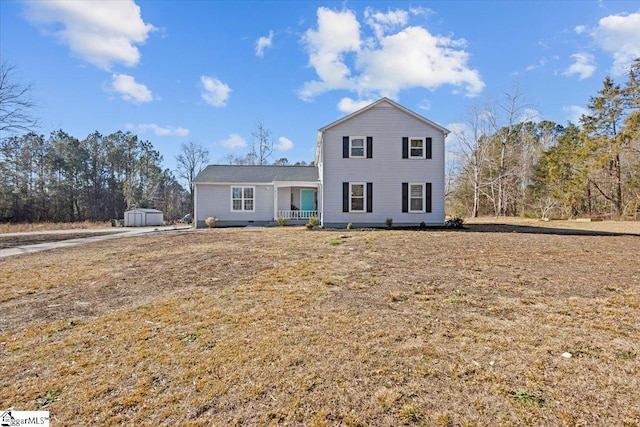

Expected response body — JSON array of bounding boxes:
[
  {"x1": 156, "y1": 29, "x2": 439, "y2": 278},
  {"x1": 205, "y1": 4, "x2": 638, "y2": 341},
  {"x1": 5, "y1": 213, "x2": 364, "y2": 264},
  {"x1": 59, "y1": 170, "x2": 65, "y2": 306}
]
[
  {"x1": 175, "y1": 140, "x2": 209, "y2": 212},
  {"x1": 453, "y1": 104, "x2": 494, "y2": 217},
  {"x1": 251, "y1": 119, "x2": 273, "y2": 165},
  {"x1": 0, "y1": 62, "x2": 38, "y2": 138},
  {"x1": 486, "y1": 84, "x2": 538, "y2": 215}
]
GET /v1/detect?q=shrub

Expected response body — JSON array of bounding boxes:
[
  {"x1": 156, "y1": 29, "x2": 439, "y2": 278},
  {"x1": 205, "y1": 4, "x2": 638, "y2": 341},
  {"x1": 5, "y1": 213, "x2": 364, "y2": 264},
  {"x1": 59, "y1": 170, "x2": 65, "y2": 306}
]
[
  {"x1": 419, "y1": 221, "x2": 426, "y2": 230},
  {"x1": 204, "y1": 216, "x2": 219, "y2": 228},
  {"x1": 277, "y1": 216, "x2": 286, "y2": 226},
  {"x1": 444, "y1": 216, "x2": 464, "y2": 229},
  {"x1": 306, "y1": 216, "x2": 319, "y2": 229},
  {"x1": 385, "y1": 217, "x2": 393, "y2": 228}
]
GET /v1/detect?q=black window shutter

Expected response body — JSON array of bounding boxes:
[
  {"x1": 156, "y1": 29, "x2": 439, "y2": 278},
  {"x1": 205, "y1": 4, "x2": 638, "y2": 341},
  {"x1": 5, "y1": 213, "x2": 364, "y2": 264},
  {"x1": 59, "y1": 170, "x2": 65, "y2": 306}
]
[
  {"x1": 402, "y1": 137, "x2": 408, "y2": 159},
  {"x1": 425, "y1": 137, "x2": 432, "y2": 159},
  {"x1": 343, "y1": 137, "x2": 349, "y2": 158},
  {"x1": 343, "y1": 182, "x2": 349, "y2": 212},
  {"x1": 402, "y1": 183, "x2": 408, "y2": 212},
  {"x1": 366, "y1": 137, "x2": 373, "y2": 158},
  {"x1": 425, "y1": 183, "x2": 432, "y2": 213},
  {"x1": 366, "y1": 182, "x2": 373, "y2": 212}
]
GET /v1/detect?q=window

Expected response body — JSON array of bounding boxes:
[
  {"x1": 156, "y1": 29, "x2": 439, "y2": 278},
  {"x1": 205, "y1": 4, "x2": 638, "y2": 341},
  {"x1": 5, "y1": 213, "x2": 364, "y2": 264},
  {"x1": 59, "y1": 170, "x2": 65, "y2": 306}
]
[
  {"x1": 231, "y1": 186, "x2": 254, "y2": 211},
  {"x1": 402, "y1": 137, "x2": 432, "y2": 159},
  {"x1": 343, "y1": 136, "x2": 373, "y2": 158},
  {"x1": 409, "y1": 183, "x2": 424, "y2": 212},
  {"x1": 350, "y1": 183, "x2": 365, "y2": 212},
  {"x1": 410, "y1": 138, "x2": 424, "y2": 158},
  {"x1": 350, "y1": 137, "x2": 365, "y2": 158},
  {"x1": 343, "y1": 182, "x2": 373, "y2": 213},
  {"x1": 402, "y1": 182, "x2": 432, "y2": 213}
]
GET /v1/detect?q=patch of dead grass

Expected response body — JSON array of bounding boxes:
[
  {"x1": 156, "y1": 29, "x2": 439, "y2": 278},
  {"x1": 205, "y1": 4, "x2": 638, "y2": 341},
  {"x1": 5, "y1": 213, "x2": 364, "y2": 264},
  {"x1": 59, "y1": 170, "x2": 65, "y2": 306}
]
[
  {"x1": 0, "y1": 221, "x2": 111, "y2": 234},
  {"x1": 1, "y1": 223, "x2": 639, "y2": 425}
]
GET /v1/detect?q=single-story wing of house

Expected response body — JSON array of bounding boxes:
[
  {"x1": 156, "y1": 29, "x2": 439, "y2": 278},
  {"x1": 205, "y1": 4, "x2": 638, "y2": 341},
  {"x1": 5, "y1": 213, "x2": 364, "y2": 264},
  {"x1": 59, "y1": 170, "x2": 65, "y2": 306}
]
[
  {"x1": 193, "y1": 164, "x2": 319, "y2": 228},
  {"x1": 193, "y1": 97, "x2": 449, "y2": 228}
]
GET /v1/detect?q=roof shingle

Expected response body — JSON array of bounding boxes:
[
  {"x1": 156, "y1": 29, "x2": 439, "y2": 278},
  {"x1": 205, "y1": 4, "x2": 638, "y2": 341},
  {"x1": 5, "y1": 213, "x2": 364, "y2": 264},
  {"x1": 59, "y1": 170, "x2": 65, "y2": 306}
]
[{"x1": 193, "y1": 165, "x2": 318, "y2": 183}]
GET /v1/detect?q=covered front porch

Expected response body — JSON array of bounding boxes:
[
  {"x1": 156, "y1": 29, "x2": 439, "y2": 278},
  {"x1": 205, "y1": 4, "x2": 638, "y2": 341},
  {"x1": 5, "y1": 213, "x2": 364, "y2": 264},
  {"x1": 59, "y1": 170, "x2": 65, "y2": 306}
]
[{"x1": 274, "y1": 182, "x2": 321, "y2": 223}]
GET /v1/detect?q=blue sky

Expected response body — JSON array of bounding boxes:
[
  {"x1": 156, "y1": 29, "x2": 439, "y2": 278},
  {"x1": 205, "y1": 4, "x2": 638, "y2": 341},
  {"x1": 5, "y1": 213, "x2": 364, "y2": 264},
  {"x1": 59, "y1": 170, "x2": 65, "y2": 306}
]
[{"x1": 1, "y1": 0, "x2": 639, "y2": 176}]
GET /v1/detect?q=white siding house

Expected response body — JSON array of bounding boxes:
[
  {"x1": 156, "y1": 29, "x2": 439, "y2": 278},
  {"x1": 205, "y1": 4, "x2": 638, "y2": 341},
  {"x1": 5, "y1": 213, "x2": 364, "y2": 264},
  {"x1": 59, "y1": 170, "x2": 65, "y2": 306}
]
[
  {"x1": 192, "y1": 98, "x2": 448, "y2": 228},
  {"x1": 316, "y1": 97, "x2": 449, "y2": 227}
]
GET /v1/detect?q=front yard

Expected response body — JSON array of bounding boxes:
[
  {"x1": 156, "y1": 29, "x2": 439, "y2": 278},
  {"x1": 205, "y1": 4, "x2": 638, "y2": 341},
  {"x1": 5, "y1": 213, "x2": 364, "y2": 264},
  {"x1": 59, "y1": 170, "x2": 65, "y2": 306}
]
[{"x1": 1, "y1": 220, "x2": 639, "y2": 425}]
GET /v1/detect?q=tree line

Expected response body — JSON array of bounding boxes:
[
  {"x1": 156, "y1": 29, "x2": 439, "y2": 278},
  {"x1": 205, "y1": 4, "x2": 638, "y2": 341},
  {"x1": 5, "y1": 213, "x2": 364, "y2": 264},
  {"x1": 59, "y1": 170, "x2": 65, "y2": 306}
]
[
  {"x1": 0, "y1": 130, "x2": 189, "y2": 223},
  {"x1": 449, "y1": 59, "x2": 640, "y2": 219}
]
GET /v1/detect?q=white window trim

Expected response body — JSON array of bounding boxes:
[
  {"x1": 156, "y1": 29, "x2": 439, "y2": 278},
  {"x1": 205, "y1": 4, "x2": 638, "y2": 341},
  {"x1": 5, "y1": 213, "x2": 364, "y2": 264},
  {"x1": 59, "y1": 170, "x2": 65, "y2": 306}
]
[
  {"x1": 230, "y1": 185, "x2": 256, "y2": 212},
  {"x1": 350, "y1": 136, "x2": 366, "y2": 158},
  {"x1": 408, "y1": 182, "x2": 425, "y2": 213},
  {"x1": 409, "y1": 137, "x2": 425, "y2": 159},
  {"x1": 349, "y1": 182, "x2": 366, "y2": 213}
]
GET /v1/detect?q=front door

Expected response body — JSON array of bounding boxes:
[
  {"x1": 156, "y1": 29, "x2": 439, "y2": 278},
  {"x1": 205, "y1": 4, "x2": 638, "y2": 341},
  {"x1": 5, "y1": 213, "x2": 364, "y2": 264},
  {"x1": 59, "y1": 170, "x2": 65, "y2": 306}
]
[{"x1": 300, "y1": 190, "x2": 315, "y2": 211}]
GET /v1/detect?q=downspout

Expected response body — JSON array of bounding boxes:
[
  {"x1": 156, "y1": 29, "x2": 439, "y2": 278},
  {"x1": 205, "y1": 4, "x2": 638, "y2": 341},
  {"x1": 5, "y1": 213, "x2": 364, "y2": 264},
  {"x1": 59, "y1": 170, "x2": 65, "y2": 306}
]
[{"x1": 193, "y1": 183, "x2": 198, "y2": 228}]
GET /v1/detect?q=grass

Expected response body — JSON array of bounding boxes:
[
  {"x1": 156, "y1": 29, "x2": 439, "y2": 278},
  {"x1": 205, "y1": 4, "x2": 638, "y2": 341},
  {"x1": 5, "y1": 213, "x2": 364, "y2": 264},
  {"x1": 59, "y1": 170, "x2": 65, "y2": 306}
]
[
  {"x1": 1, "y1": 221, "x2": 111, "y2": 234},
  {"x1": 1, "y1": 220, "x2": 639, "y2": 425}
]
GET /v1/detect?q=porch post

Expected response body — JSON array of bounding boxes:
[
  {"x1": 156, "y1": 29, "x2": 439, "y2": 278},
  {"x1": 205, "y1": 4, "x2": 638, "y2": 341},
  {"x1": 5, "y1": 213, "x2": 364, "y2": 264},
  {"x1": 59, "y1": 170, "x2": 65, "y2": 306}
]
[{"x1": 273, "y1": 183, "x2": 278, "y2": 221}]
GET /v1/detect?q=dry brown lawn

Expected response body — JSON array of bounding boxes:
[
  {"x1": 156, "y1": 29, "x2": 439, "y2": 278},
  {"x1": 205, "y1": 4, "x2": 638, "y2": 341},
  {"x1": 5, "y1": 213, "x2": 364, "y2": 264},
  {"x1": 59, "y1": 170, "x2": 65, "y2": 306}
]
[{"x1": 1, "y1": 219, "x2": 639, "y2": 426}]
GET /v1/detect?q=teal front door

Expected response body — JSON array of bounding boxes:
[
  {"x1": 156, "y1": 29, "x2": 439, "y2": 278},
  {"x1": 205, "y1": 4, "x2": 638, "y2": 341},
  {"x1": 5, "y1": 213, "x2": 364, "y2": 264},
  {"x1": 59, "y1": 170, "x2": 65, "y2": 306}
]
[{"x1": 300, "y1": 190, "x2": 314, "y2": 210}]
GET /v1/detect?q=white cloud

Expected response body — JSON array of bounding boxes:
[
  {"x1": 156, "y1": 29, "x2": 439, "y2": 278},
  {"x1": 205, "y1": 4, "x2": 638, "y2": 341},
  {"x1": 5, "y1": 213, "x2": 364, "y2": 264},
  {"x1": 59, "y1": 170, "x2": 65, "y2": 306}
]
[
  {"x1": 591, "y1": 12, "x2": 640, "y2": 75},
  {"x1": 274, "y1": 136, "x2": 294, "y2": 151},
  {"x1": 337, "y1": 97, "x2": 376, "y2": 114},
  {"x1": 445, "y1": 122, "x2": 467, "y2": 148},
  {"x1": 109, "y1": 73, "x2": 153, "y2": 104},
  {"x1": 574, "y1": 25, "x2": 586, "y2": 34},
  {"x1": 364, "y1": 7, "x2": 408, "y2": 39},
  {"x1": 418, "y1": 99, "x2": 432, "y2": 111},
  {"x1": 133, "y1": 123, "x2": 189, "y2": 136},
  {"x1": 299, "y1": 6, "x2": 484, "y2": 101},
  {"x1": 220, "y1": 134, "x2": 247, "y2": 149},
  {"x1": 255, "y1": 30, "x2": 274, "y2": 57},
  {"x1": 563, "y1": 105, "x2": 588, "y2": 124},
  {"x1": 299, "y1": 7, "x2": 362, "y2": 100},
  {"x1": 356, "y1": 26, "x2": 484, "y2": 98},
  {"x1": 409, "y1": 6, "x2": 434, "y2": 17},
  {"x1": 201, "y1": 75, "x2": 232, "y2": 107},
  {"x1": 526, "y1": 58, "x2": 547, "y2": 72},
  {"x1": 23, "y1": 0, "x2": 155, "y2": 70},
  {"x1": 563, "y1": 53, "x2": 596, "y2": 80},
  {"x1": 519, "y1": 108, "x2": 541, "y2": 123}
]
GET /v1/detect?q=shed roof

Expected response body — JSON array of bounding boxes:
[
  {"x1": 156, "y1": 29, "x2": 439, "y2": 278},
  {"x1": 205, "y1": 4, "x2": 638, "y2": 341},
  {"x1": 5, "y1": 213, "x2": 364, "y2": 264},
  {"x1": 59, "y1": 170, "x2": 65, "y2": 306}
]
[
  {"x1": 126, "y1": 208, "x2": 163, "y2": 213},
  {"x1": 193, "y1": 165, "x2": 318, "y2": 184}
]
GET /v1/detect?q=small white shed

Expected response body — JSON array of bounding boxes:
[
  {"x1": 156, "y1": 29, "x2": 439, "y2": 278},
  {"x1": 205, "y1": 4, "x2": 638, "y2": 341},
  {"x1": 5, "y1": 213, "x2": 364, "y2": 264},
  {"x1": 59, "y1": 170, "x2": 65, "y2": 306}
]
[{"x1": 124, "y1": 208, "x2": 164, "y2": 227}]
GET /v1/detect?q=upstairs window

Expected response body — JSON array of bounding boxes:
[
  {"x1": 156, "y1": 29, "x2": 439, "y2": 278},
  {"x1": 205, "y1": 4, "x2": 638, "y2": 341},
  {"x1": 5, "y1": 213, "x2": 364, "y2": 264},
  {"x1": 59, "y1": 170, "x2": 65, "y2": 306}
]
[
  {"x1": 343, "y1": 136, "x2": 373, "y2": 159},
  {"x1": 402, "y1": 137, "x2": 432, "y2": 159},
  {"x1": 410, "y1": 138, "x2": 424, "y2": 158},
  {"x1": 351, "y1": 137, "x2": 365, "y2": 158},
  {"x1": 231, "y1": 186, "x2": 255, "y2": 212}
]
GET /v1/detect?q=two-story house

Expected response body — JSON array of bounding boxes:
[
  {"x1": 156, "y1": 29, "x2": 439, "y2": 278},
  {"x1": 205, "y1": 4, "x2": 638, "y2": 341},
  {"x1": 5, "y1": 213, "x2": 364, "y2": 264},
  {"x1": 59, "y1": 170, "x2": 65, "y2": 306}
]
[{"x1": 193, "y1": 97, "x2": 449, "y2": 228}]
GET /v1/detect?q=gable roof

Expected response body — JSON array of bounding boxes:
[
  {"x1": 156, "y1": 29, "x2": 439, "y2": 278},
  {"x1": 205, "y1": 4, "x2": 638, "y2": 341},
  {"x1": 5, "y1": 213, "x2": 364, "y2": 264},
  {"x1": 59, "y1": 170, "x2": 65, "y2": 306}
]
[
  {"x1": 193, "y1": 165, "x2": 318, "y2": 183},
  {"x1": 318, "y1": 97, "x2": 450, "y2": 135},
  {"x1": 126, "y1": 208, "x2": 162, "y2": 213}
]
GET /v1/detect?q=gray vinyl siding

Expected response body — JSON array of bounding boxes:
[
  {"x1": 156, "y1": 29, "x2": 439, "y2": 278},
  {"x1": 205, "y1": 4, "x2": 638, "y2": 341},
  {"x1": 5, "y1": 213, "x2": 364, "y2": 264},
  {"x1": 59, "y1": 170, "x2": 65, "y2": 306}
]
[
  {"x1": 321, "y1": 102, "x2": 445, "y2": 226},
  {"x1": 195, "y1": 183, "x2": 274, "y2": 226},
  {"x1": 277, "y1": 187, "x2": 290, "y2": 211}
]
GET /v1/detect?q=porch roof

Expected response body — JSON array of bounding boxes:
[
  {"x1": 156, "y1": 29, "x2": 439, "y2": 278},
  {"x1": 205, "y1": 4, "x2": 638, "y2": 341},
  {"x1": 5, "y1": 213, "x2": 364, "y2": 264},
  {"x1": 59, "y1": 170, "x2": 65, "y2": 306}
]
[{"x1": 194, "y1": 165, "x2": 318, "y2": 184}]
